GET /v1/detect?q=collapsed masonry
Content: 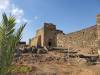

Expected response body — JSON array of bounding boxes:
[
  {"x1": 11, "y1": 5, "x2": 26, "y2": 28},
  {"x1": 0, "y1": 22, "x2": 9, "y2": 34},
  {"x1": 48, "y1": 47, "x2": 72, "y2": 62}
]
[{"x1": 29, "y1": 15, "x2": 100, "y2": 53}]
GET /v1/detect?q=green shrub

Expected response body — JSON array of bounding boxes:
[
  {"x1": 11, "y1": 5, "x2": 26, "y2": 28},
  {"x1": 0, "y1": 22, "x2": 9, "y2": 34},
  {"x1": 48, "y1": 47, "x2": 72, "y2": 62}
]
[{"x1": 8, "y1": 65, "x2": 32, "y2": 73}]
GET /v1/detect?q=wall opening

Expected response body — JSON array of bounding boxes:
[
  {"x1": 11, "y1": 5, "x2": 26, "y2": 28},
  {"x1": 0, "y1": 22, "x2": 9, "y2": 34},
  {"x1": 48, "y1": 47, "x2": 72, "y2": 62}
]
[{"x1": 48, "y1": 39, "x2": 52, "y2": 47}]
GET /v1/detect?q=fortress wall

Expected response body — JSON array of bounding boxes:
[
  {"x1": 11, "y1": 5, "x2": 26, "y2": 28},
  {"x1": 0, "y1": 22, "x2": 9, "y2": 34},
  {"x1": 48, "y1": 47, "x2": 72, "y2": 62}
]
[
  {"x1": 57, "y1": 25, "x2": 97, "y2": 49},
  {"x1": 30, "y1": 14, "x2": 100, "y2": 49}
]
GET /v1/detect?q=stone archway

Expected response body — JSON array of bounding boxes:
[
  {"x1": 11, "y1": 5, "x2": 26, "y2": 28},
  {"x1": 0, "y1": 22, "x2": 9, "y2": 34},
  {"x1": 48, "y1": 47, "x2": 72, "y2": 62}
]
[{"x1": 48, "y1": 39, "x2": 52, "y2": 47}]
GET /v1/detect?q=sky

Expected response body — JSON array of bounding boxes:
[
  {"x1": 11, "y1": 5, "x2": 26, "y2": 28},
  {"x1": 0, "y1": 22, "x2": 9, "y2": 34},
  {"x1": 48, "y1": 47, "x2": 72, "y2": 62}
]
[{"x1": 0, "y1": 0, "x2": 100, "y2": 43}]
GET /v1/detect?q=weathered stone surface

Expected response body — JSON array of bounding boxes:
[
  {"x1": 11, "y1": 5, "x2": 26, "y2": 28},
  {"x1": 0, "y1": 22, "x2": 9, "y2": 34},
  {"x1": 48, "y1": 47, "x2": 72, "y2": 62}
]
[{"x1": 57, "y1": 25, "x2": 97, "y2": 49}]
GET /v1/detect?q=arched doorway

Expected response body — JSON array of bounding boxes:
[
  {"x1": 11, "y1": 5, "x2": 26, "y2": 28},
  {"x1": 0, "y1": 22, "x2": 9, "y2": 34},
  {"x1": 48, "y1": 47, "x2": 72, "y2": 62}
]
[{"x1": 48, "y1": 39, "x2": 52, "y2": 47}]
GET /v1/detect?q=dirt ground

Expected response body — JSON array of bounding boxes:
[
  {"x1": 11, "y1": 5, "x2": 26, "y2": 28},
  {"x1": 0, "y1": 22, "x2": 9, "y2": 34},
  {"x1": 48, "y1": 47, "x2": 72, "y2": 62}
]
[
  {"x1": 12, "y1": 63, "x2": 100, "y2": 75},
  {"x1": 13, "y1": 51, "x2": 100, "y2": 75}
]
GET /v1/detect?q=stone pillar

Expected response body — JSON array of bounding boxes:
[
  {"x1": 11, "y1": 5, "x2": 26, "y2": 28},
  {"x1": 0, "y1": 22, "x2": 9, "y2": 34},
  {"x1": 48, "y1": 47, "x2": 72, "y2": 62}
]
[
  {"x1": 96, "y1": 14, "x2": 100, "y2": 40},
  {"x1": 96, "y1": 14, "x2": 100, "y2": 55}
]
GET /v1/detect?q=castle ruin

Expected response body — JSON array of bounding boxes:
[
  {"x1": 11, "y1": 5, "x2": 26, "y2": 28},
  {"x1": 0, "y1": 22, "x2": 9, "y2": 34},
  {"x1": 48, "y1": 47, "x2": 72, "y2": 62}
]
[{"x1": 29, "y1": 15, "x2": 100, "y2": 52}]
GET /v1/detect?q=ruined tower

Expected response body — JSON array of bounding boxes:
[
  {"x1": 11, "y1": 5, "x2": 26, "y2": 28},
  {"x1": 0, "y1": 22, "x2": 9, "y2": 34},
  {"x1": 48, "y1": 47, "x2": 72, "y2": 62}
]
[
  {"x1": 30, "y1": 23, "x2": 57, "y2": 47},
  {"x1": 43, "y1": 23, "x2": 57, "y2": 47}
]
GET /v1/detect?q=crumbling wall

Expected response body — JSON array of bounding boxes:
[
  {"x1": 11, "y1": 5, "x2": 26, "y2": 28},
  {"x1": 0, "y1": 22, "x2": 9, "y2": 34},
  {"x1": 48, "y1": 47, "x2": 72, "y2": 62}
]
[{"x1": 57, "y1": 25, "x2": 97, "y2": 49}]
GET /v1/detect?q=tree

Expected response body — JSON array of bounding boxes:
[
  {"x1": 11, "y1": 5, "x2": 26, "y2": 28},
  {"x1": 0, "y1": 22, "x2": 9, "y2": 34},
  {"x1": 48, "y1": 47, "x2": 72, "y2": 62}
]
[{"x1": 0, "y1": 13, "x2": 26, "y2": 75}]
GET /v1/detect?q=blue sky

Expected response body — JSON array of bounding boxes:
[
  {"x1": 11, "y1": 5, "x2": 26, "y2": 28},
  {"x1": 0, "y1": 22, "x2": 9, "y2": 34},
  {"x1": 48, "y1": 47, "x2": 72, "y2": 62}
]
[{"x1": 0, "y1": 0, "x2": 100, "y2": 43}]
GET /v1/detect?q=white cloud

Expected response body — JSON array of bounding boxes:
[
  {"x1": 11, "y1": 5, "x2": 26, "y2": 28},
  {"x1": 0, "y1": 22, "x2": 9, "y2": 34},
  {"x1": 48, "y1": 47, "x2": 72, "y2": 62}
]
[
  {"x1": 34, "y1": 16, "x2": 40, "y2": 20},
  {"x1": 11, "y1": 7, "x2": 24, "y2": 18},
  {"x1": 0, "y1": 0, "x2": 29, "y2": 24},
  {"x1": 11, "y1": 5, "x2": 25, "y2": 23},
  {"x1": 0, "y1": 0, "x2": 10, "y2": 10}
]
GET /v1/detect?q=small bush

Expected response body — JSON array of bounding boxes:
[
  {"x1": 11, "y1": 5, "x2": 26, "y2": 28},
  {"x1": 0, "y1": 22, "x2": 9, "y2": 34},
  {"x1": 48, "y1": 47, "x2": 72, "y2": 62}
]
[{"x1": 8, "y1": 65, "x2": 32, "y2": 73}]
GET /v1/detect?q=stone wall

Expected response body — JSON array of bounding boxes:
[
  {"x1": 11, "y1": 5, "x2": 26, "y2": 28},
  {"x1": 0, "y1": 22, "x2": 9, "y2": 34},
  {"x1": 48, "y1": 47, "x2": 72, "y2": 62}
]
[
  {"x1": 57, "y1": 25, "x2": 97, "y2": 49},
  {"x1": 30, "y1": 27, "x2": 44, "y2": 47},
  {"x1": 30, "y1": 37, "x2": 38, "y2": 47},
  {"x1": 56, "y1": 14, "x2": 100, "y2": 50}
]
